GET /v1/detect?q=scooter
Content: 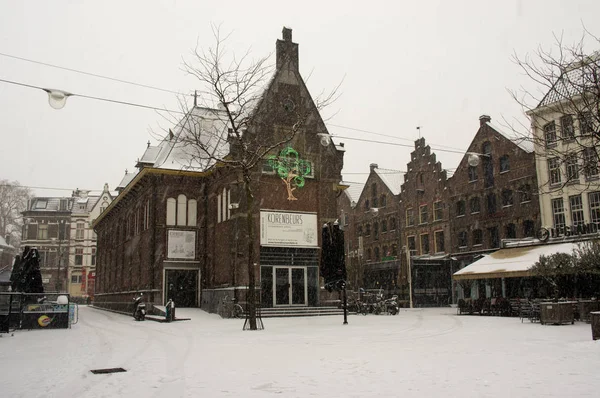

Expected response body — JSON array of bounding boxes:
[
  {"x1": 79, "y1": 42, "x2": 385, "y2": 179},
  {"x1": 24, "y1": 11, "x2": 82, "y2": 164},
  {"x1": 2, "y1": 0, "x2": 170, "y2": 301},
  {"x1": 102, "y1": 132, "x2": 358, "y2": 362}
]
[
  {"x1": 384, "y1": 295, "x2": 400, "y2": 315},
  {"x1": 133, "y1": 293, "x2": 146, "y2": 321}
]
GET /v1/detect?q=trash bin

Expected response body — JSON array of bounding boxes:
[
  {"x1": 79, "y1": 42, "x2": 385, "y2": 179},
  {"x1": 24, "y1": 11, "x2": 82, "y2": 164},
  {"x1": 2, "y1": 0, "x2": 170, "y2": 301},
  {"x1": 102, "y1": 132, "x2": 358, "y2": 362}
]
[{"x1": 591, "y1": 311, "x2": 600, "y2": 340}]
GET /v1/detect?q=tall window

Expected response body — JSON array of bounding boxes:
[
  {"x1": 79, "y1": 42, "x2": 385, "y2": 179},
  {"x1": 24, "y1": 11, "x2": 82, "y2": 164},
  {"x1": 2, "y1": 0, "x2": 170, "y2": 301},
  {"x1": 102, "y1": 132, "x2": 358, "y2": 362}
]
[
  {"x1": 366, "y1": 248, "x2": 372, "y2": 262},
  {"x1": 380, "y1": 194, "x2": 387, "y2": 207},
  {"x1": 371, "y1": 184, "x2": 378, "y2": 208},
  {"x1": 588, "y1": 191, "x2": 600, "y2": 223},
  {"x1": 544, "y1": 121, "x2": 557, "y2": 146},
  {"x1": 458, "y1": 231, "x2": 468, "y2": 248},
  {"x1": 407, "y1": 236, "x2": 417, "y2": 256},
  {"x1": 365, "y1": 223, "x2": 371, "y2": 236},
  {"x1": 565, "y1": 153, "x2": 579, "y2": 181},
  {"x1": 488, "y1": 226, "x2": 500, "y2": 248},
  {"x1": 91, "y1": 248, "x2": 96, "y2": 266},
  {"x1": 406, "y1": 208, "x2": 415, "y2": 226},
  {"x1": 519, "y1": 184, "x2": 532, "y2": 203},
  {"x1": 561, "y1": 115, "x2": 574, "y2": 140},
  {"x1": 419, "y1": 205, "x2": 428, "y2": 224},
  {"x1": 374, "y1": 247, "x2": 380, "y2": 261},
  {"x1": 373, "y1": 222, "x2": 379, "y2": 240},
  {"x1": 390, "y1": 218, "x2": 397, "y2": 231},
  {"x1": 434, "y1": 230, "x2": 445, "y2": 253},
  {"x1": 468, "y1": 165, "x2": 478, "y2": 182},
  {"x1": 548, "y1": 157, "x2": 561, "y2": 185},
  {"x1": 75, "y1": 248, "x2": 83, "y2": 266},
  {"x1": 505, "y1": 223, "x2": 516, "y2": 239},
  {"x1": 456, "y1": 200, "x2": 466, "y2": 217},
  {"x1": 551, "y1": 198, "x2": 566, "y2": 228},
  {"x1": 470, "y1": 197, "x2": 481, "y2": 214},
  {"x1": 569, "y1": 195, "x2": 585, "y2": 226},
  {"x1": 381, "y1": 220, "x2": 387, "y2": 233},
  {"x1": 76, "y1": 222, "x2": 85, "y2": 239},
  {"x1": 167, "y1": 195, "x2": 197, "y2": 227},
  {"x1": 487, "y1": 193, "x2": 497, "y2": 215},
  {"x1": 472, "y1": 229, "x2": 483, "y2": 246},
  {"x1": 420, "y1": 234, "x2": 430, "y2": 254},
  {"x1": 523, "y1": 220, "x2": 535, "y2": 237},
  {"x1": 583, "y1": 148, "x2": 599, "y2": 178},
  {"x1": 433, "y1": 201, "x2": 443, "y2": 221},
  {"x1": 579, "y1": 112, "x2": 594, "y2": 135},
  {"x1": 499, "y1": 155, "x2": 510, "y2": 173},
  {"x1": 501, "y1": 189, "x2": 513, "y2": 207},
  {"x1": 38, "y1": 224, "x2": 48, "y2": 240}
]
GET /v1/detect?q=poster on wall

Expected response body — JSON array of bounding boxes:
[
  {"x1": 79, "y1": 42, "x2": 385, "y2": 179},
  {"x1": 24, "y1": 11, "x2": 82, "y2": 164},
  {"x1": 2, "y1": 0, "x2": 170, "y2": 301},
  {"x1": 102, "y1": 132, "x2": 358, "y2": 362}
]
[
  {"x1": 260, "y1": 211, "x2": 318, "y2": 248},
  {"x1": 167, "y1": 230, "x2": 196, "y2": 259}
]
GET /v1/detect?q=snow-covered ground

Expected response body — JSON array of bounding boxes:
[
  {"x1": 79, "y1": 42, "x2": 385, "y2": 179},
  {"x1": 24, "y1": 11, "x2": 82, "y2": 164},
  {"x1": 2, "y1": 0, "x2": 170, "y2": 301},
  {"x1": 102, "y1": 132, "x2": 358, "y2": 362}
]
[{"x1": 1, "y1": 306, "x2": 598, "y2": 397}]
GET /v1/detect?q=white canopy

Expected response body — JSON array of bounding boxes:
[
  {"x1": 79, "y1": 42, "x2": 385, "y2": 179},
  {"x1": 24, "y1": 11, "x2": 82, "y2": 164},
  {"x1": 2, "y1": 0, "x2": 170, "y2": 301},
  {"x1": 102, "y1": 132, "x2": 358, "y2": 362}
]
[{"x1": 452, "y1": 242, "x2": 580, "y2": 280}]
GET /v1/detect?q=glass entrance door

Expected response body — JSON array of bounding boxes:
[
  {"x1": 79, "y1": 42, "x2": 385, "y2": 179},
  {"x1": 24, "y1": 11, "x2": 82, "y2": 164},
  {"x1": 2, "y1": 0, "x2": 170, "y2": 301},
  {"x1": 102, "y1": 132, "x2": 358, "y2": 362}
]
[{"x1": 273, "y1": 267, "x2": 306, "y2": 306}]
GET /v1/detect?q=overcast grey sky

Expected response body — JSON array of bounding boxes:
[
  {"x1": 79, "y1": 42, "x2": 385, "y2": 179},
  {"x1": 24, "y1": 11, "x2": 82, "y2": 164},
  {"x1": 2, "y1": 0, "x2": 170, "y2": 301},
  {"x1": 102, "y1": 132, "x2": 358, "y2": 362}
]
[{"x1": 1, "y1": 0, "x2": 599, "y2": 197}]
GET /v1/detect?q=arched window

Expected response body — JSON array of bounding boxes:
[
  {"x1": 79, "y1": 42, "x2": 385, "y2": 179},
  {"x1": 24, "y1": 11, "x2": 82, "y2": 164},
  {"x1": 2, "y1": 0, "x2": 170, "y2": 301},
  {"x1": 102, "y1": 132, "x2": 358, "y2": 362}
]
[
  {"x1": 177, "y1": 195, "x2": 187, "y2": 226},
  {"x1": 166, "y1": 195, "x2": 197, "y2": 227},
  {"x1": 188, "y1": 199, "x2": 197, "y2": 226}
]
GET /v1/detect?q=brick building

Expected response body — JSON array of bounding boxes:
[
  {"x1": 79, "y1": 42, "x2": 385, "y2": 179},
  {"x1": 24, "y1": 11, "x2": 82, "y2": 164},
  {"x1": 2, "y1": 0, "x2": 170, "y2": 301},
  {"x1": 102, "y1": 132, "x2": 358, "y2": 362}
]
[
  {"x1": 448, "y1": 115, "x2": 540, "y2": 299},
  {"x1": 93, "y1": 28, "x2": 345, "y2": 312}
]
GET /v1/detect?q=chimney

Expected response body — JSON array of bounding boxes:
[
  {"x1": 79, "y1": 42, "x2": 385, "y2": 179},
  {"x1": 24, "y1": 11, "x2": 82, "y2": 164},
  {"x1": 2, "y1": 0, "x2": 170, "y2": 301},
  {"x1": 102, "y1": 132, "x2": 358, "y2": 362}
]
[
  {"x1": 276, "y1": 27, "x2": 299, "y2": 70},
  {"x1": 370, "y1": 163, "x2": 378, "y2": 172},
  {"x1": 479, "y1": 115, "x2": 491, "y2": 126}
]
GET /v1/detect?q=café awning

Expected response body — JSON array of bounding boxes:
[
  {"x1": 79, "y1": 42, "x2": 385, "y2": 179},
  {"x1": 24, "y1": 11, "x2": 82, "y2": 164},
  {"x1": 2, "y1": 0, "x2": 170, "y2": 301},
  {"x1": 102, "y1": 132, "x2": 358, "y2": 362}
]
[{"x1": 452, "y1": 242, "x2": 580, "y2": 280}]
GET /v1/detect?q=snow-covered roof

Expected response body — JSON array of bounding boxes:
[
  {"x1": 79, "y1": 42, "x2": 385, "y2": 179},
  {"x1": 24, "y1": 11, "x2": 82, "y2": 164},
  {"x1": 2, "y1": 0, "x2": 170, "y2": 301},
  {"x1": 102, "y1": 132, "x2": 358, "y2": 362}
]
[
  {"x1": 538, "y1": 55, "x2": 600, "y2": 108},
  {"x1": 28, "y1": 197, "x2": 72, "y2": 212},
  {"x1": 342, "y1": 182, "x2": 365, "y2": 205},
  {"x1": 375, "y1": 168, "x2": 404, "y2": 195},
  {"x1": 453, "y1": 241, "x2": 580, "y2": 280},
  {"x1": 0, "y1": 235, "x2": 14, "y2": 250},
  {"x1": 116, "y1": 171, "x2": 137, "y2": 191},
  {"x1": 486, "y1": 121, "x2": 534, "y2": 153}
]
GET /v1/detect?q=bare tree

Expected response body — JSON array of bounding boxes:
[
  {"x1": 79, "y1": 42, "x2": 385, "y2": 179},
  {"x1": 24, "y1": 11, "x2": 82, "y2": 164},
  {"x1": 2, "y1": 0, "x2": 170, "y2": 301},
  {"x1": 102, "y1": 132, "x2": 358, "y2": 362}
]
[
  {"x1": 509, "y1": 29, "x2": 600, "y2": 194},
  {"x1": 171, "y1": 26, "x2": 339, "y2": 330},
  {"x1": 0, "y1": 179, "x2": 31, "y2": 249}
]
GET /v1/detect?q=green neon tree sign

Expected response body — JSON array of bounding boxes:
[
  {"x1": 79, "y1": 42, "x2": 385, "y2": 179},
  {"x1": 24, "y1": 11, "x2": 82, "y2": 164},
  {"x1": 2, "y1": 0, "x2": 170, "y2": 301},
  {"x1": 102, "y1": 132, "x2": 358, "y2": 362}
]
[{"x1": 266, "y1": 146, "x2": 312, "y2": 201}]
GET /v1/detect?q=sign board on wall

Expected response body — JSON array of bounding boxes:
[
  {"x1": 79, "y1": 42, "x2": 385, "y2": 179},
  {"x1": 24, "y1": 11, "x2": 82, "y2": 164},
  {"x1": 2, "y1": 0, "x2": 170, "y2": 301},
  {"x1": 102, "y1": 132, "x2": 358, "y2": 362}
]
[
  {"x1": 167, "y1": 230, "x2": 196, "y2": 259},
  {"x1": 260, "y1": 210, "x2": 318, "y2": 248}
]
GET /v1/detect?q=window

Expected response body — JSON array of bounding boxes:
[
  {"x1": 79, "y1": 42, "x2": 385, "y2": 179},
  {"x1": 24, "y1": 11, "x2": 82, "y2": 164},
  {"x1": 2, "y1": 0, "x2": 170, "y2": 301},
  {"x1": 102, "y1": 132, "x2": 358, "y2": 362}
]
[
  {"x1": 391, "y1": 244, "x2": 398, "y2": 257},
  {"x1": 60, "y1": 199, "x2": 68, "y2": 211},
  {"x1": 488, "y1": 226, "x2": 500, "y2": 248},
  {"x1": 588, "y1": 192, "x2": 600, "y2": 224},
  {"x1": 505, "y1": 223, "x2": 516, "y2": 239},
  {"x1": 544, "y1": 121, "x2": 557, "y2": 146},
  {"x1": 487, "y1": 193, "x2": 497, "y2": 214},
  {"x1": 365, "y1": 199, "x2": 370, "y2": 210},
  {"x1": 167, "y1": 195, "x2": 197, "y2": 226},
  {"x1": 76, "y1": 222, "x2": 85, "y2": 239},
  {"x1": 366, "y1": 248, "x2": 372, "y2": 262},
  {"x1": 365, "y1": 223, "x2": 371, "y2": 236},
  {"x1": 579, "y1": 112, "x2": 594, "y2": 135},
  {"x1": 380, "y1": 194, "x2": 387, "y2": 207},
  {"x1": 407, "y1": 236, "x2": 417, "y2": 256},
  {"x1": 75, "y1": 248, "x2": 83, "y2": 266},
  {"x1": 561, "y1": 115, "x2": 574, "y2": 140},
  {"x1": 79, "y1": 204, "x2": 86, "y2": 211},
  {"x1": 381, "y1": 220, "x2": 387, "y2": 233},
  {"x1": 143, "y1": 200, "x2": 150, "y2": 230},
  {"x1": 569, "y1": 195, "x2": 584, "y2": 226},
  {"x1": 374, "y1": 222, "x2": 379, "y2": 240},
  {"x1": 583, "y1": 148, "x2": 599, "y2": 178},
  {"x1": 406, "y1": 208, "x2": 415, "y2": 226},
  {"x1": 473, "y1": 229, "x2": 483, "y2": 246},
  {"x1": 458, "y1": 231, "x2": 468, "y2": 248},
  {"x1": 482, "y1": 141, "x2": 492, "y2": 155},
  {"x1": 499, "y1": 155, "x2": 510, "y2": 173},
  {"x1": 390, "y1": 218, "x2": 397, "y2": 231},
  {"x1": 166, "y1": 198, "x2": 176, "y2": 225},
  {"x1": 456, "y1": 200, "x2": 466, "y2": 217},
  {"x1": 374, "y1": 247, "x2": 380, "y2": 261},
  {"x1": 37, "y1": 224, "x2": 48, "y2": 240},
  {"x1": 501, "y1": 189, "x2": 513, "y2": 207},
  {"x1": 35, "y1": 200, "x2": 47, "y2": 209},
  {"x1": 433, "y1": 201, "x2": 443, "y2": 221},
  {"x1": 91, "y1": 248, "x2": 96, "y2": 266},
  {"x1": 470, "y1": 197, "x2": 481, "y2": 214},
  {"x1": 548, "y1": 157, "x2": 561, "y2": 185},
  {"x1": 71, "y1": 275, "x2": 82, "y2": 284},
  {"x1": 483, "y1": 156, "x2": 494, "y2": 188},
  {"x1": 523, "y1": 220, "x2": 535, "y2": 237},
  {"x1": 565, "y1": 153, "x2": 579, "y2": 181},
  {"x1": 357, "y1": 225, "x2": 363, "y2": 236},
  {"x1": 468, "y1": 165, "x2": 478, "y2": 182},
  {"x1": 519, "y1": 184, "x2": 532, "y2": 203},
  {"x1": 420, "y1": 234, "x2": 430, "y2": 254},
  {"x1": 419, "y1": 205, "x2": 428, "y2": 224},
  {"x1": 551, "y1": 198, "x2": 566, "y2": 228},
  {"x1": 434, "y1": 230, "x2": 445, "y2": 253}
]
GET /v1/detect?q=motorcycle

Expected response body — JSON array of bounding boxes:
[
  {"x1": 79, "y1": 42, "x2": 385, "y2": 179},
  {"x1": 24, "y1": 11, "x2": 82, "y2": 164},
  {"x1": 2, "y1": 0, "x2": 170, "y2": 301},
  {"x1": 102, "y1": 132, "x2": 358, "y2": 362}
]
[
  {"x1": 384, "y1": 295, "x2": 400, "y2": 315},
  {"x1": 133, "y1": 293, "x2": 146, "y2": 321}
]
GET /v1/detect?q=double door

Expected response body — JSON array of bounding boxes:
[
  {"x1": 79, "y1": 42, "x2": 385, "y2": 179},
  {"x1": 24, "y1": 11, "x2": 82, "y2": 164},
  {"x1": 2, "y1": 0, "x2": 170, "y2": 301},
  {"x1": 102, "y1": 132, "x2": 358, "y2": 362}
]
[{"x1": 274, "y1": 266, "x2": 307, "y2": 306}]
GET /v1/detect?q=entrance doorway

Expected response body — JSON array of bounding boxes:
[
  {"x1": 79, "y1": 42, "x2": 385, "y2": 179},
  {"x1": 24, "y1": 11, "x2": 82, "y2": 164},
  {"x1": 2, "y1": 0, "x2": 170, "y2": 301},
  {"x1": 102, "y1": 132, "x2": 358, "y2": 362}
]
[
  {"x1": 165, "y1": 269, "x2": 198, "y2": 307},
  {"x1": 273, "y1": 267, "x2": 307, "y2": 306}
]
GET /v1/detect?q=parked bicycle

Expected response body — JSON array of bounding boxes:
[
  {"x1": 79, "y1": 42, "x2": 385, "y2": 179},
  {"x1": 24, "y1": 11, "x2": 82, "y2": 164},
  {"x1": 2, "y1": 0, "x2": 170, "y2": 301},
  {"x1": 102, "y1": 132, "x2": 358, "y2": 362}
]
[{"x1": 221, "y1": 295, "x2": 244, "y2": 319}]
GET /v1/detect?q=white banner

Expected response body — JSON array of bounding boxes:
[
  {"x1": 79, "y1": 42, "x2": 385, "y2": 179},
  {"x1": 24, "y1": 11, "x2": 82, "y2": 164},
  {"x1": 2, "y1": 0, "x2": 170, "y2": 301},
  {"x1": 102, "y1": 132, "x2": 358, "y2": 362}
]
[
  {"x1": 260, "y1": 211, "x2": 318, "y2": 248},
  {"x1": 167, "y1": 230, "x2": 196, "y2": 259}
]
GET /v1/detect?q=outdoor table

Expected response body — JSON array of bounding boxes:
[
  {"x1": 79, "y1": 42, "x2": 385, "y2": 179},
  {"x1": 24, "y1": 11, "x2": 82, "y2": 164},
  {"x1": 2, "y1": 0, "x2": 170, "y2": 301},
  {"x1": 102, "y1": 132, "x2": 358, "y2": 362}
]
[{"x1": 540, "y1": 301, "x2": 575, "y2": 325}]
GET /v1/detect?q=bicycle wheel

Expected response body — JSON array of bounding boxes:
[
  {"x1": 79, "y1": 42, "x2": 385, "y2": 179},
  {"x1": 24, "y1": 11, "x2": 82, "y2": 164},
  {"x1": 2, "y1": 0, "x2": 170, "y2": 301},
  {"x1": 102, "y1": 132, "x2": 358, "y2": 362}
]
[{"x1": 233, "y1": 304, "x2": 244, "y2": 318}]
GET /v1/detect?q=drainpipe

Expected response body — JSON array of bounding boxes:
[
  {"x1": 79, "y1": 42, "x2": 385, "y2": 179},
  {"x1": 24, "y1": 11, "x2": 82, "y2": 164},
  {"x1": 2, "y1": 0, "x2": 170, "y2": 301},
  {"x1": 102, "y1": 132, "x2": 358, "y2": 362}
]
[{"x1": 150, "y1": 177, "x2": 157, "y2": 303}]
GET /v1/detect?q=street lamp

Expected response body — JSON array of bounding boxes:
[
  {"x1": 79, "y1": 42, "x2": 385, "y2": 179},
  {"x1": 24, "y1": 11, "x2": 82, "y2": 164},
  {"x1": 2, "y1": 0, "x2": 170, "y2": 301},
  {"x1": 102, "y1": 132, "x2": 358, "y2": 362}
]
[
  {"x1": 43, "y1": 89, "x2": 72, "y2": 110},
  {"x1": 465, "y1": 152, "x2": 491, "y2": 167}
]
